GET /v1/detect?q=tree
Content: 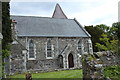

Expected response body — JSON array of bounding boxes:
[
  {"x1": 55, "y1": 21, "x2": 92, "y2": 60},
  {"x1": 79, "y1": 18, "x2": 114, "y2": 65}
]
[
  {"x1": 2, "y1": 2, "x2": 12, "y2": 49},
  {"x1": 2, "y1": 2, "x2": 12, "y2": 56},
  {"x1": 111, "y1": 22, "x2": 120, "y2": 54},
  {"x1": 2, "y1": 2, "x2": 12, "y2": 77},
  {"x1": 95, "y1": 34, "x2": 118, "y2": 53},
  {"x1": 85, "y1": 23, "x2": 119, "y2": 53},
  {"x1": 94, "y1": 23, "x2": 119, "y2": 54},
  {"x1": 112, "y1": 22, "x2": 120, "y2": 40},
  {"x1": 96, "y1": 24, "x2": 110, "y2": 33},
  {"x1": 85, "y1": 25, "x2": 104, "y2": 52}
]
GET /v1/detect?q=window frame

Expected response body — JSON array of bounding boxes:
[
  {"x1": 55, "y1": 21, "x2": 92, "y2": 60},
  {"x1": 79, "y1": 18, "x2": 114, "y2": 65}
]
[
  {"x1": 28, "y1": 39, "x2": 36, "y2": 60},
  {"x1": 46, "y1": 40, "x2": 53, "y2": 59},
  {"x1": 78, "y1": 40, "x2": 82, "y2": 51}
]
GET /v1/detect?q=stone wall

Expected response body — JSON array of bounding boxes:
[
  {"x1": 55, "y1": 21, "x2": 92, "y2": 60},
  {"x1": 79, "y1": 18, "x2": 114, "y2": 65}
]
[
  {"x1": 82, "y1": 54, "x2": 104, "y2": 79},
  {"x1": 26, "y1": 59, "x2": 59, "y2": 71},
  {"x1": 94, "y1": 51, "x2": 120, "y2": 66},
  {"x1": 10, "y1": 43, "x2": 26, "y2": 74},
  {"x1": 18, "y1": 37, "x2": 91, "y2": 59},
  {"x1": 82, "y1": 51, "x2": 120, "y2": 79},
  {"x1": 10, "y1": 37, "x2": 92, "y2": 74}
]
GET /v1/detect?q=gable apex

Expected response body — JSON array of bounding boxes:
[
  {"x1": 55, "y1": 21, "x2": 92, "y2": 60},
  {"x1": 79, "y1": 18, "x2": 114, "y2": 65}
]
[{"x1": 52, "y1": 3, "x2": 67, "y2": 19}]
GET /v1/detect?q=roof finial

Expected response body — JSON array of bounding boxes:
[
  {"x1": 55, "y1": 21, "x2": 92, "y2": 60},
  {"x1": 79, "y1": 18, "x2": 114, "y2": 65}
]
[{"x1": 52, "y1": 3, "x2": 67, "y2": 19}]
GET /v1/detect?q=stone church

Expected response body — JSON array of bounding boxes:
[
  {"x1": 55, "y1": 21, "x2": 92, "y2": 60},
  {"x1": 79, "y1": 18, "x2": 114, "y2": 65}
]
[{"x1": 8, "y1": 4, "x2": 93, "y2": 74}]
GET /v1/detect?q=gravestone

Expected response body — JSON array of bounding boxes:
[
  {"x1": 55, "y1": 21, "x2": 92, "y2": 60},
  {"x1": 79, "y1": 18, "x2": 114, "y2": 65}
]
[{"x1": 26, "y1": 73, "x2": 32, "y2": 80}]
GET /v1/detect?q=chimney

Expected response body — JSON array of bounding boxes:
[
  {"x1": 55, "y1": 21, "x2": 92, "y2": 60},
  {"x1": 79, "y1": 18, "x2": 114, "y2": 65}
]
[
  {"x1": 11, "y1": 19, "x2": 18, "y2": 40},
  {"x1": 11, "y1": 19, "x2": 17, "y2": 30}
]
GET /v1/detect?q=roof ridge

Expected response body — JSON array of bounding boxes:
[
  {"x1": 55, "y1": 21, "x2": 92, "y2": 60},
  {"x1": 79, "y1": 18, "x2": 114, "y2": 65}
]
[{"x1": 10, "y1": 15, "x2": 73, "y2": 20}]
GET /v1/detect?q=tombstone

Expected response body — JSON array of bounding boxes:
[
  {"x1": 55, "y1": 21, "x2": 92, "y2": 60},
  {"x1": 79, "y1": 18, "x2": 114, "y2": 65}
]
[{"x1": 26, "y1": 73, "x2": 32, "y2": 80}]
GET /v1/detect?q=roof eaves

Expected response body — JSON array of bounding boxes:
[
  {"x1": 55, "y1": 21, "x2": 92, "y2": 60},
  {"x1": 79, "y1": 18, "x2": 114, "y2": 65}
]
[{"x1": 17, "y1": 35, "x2": 88, "y2": 38}]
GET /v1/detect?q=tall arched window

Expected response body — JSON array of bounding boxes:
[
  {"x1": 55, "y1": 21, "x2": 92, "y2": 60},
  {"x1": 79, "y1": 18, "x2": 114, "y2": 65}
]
[
  {"x1": 58, "y1": 55, "x2": 63, "y2": 68},
  {"x1": 84, "y1": 40, "x2": 89, "y2": 53},
  {"x1": 88, "y1": 39, "x2": 93, "y2": 54},
  {"x1": 47, "y1": 40, "x2": 52, "y2": 58},
  {"x1": 78, "y1": 40, "x2": 82, "y2": 50},
  {"x1": 28, "y1": 40, "x2": 35, "y2": 59}
]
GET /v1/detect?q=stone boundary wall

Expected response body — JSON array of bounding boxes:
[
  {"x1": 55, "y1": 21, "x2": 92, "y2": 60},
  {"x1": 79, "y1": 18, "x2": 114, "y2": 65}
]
[{"x1": 93, "y1": 51, "x2": 120, "y2": 66}]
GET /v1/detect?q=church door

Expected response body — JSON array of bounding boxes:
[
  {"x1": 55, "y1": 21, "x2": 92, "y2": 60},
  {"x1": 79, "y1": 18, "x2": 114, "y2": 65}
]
[{"x1": 68, "y1": 53, "x2": 74, "y2": 68}]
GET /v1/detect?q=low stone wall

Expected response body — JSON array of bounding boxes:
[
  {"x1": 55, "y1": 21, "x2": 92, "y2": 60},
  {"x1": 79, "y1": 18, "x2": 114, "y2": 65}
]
[
  {"x1": 94, "y1": 51, "x2": 120, "y2": 66},
  {"x1": 82, "y1": 51, "x2": 120, "y2": 80},
  {"x1": 26, "y1": 59, "x2": 60, "y2": 71},
  {"x1": 82, "y1": 53, "x2": 105, "y2": 79}
]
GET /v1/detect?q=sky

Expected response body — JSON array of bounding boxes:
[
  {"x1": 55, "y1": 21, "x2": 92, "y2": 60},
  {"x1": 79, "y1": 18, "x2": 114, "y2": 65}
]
[{"x1": 10, "y1": 0, "x2": 119, "y2": 27}]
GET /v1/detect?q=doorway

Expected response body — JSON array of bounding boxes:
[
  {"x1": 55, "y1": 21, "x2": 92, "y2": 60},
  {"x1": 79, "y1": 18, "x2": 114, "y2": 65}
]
[{"x1": 68, "y1": 53, "x2": 74, "y2": 68}]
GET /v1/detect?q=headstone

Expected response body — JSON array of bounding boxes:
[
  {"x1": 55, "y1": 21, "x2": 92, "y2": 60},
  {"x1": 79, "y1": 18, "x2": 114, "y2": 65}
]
[{"x1": 26, "y1": 73, "x2": 32, "y2": 80}]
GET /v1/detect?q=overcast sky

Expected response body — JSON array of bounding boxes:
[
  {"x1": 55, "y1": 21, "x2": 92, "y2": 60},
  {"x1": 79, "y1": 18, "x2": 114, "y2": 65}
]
[{"x1": 10, "y1": 0, "x2": 119, "y2": 26}]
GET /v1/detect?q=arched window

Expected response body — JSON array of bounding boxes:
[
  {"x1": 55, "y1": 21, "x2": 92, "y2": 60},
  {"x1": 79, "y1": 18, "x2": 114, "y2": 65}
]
[
  {"x1": 28, "y1": 40, "x2": 35, "y2": 59},
  {"x1": 84, "y1": 40, "x2": 89, "y2": 53},
  {"x1": 58, "y1": 55, "x2": 63, "y2": 68},
  {"x1": 47, "y1": 40, "x2": 52, "y2": 58},
  {"x1": 88, "y1": 39, "x2": 93, "y2": 54},
  {"x1": 78, "y1": 40, "x2": 82, "y2": 50}
]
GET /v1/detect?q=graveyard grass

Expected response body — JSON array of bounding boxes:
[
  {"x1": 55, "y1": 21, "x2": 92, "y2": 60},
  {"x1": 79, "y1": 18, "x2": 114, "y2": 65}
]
[
  {"x1": 8, "y1": 69, "x2": 83, "y2": 78},
  {"x1": 7, "y1": 66, "x2": 120, "y2": 79}
]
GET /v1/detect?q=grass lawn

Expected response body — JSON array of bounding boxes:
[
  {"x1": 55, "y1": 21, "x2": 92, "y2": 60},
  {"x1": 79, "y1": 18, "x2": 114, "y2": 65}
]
[
  {"x1": 7, "y1": 66, "x2": 120, "y2": 79},
  {"x1": 8, "y1": 69, "x2": 83, "y2": 78}
]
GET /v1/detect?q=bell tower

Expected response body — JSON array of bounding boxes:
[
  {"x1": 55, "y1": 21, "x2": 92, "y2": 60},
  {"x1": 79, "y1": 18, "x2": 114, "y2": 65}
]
[{"x1": 52, "y1": 3, "x2": 67, "y2": 19}]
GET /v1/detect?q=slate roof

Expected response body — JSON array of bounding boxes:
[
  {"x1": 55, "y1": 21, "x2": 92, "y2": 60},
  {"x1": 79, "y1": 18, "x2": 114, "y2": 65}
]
[{"x1": 11, "y1": 15, "x2": 91, "y2": 37}]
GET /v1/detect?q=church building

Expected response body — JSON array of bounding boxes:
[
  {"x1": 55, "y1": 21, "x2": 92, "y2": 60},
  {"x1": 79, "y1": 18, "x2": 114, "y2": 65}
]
[{"x1": 9, "y1": 4, "x2": 93, "y2": 74}]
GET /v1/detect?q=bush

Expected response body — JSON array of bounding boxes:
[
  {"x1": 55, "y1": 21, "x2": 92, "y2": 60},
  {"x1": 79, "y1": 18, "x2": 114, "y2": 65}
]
[{"x1": 104, "y1": 66, "x2": 120, "y2": 80}]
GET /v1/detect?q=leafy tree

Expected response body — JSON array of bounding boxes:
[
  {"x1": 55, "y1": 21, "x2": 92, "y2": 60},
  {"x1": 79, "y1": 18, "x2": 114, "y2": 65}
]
[
  {"x1": 85, "y1": 23, "x2": 119, "y2": 53},
  {"x1": 2, "y1": 2, "x2": 12, "y2": 56},
  {"x1": 96, "y1": 24, "x2": 110, "y2": 33},
  {"x1": 112, "y1": 22, "x2": 120, "y2": 54},
  {"x1": 95, "y1": 22, "x2": 120, "y2": 54},
  {"x1": 85, "y1": 25, "x2": 104, "y2": 52},
  {"x1": 2, "y1": 2, "x2": 12, "y2": 77},
  {"x1": 112, "y1": 22, "x2": 120, "y2": 40},
  {"x1": 95, "y1": 34, "x2": 118, "y2": 53}
]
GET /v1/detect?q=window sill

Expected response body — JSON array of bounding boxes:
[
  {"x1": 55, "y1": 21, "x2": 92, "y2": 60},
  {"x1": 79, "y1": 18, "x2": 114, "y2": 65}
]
[
  {"x1": 46, "y1": 57, "x2": 53, "y2": 59},
  {"x1": 83, "y1": 52, "x2": 88, "y2": 54},
  {"x1": 28, "y1": 58, "x2": 36, "y2": 60}
]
